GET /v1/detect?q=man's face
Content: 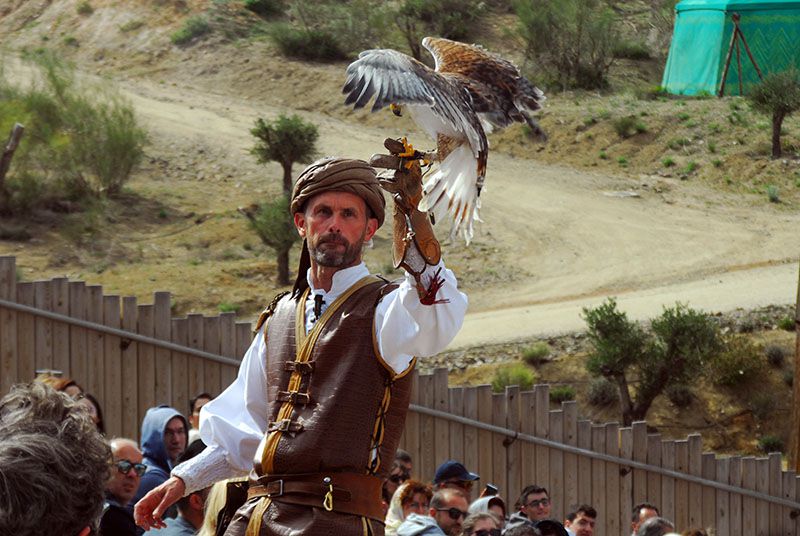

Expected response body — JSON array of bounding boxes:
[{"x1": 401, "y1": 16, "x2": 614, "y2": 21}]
[
  {"x1": 107, "y1": 443, "x2": 144, "y2": 506},
  {"x1": 189, "y1": 396, "x2": 211, "y2": 430},
  {"x1": 384, "y1": 461, "x2": 411, "y2": 500},
  {"x1": 294, "y1": 192, "x2": 378, "y2": 269},
  {"x1": 566, "y1": 512, "x2": 596, "y2": 536},
  {"x1": 522, "y1": 491, "x2": 551, "y2": 521},
  {"x1": 431, "y1": 494, "x2": 469, "y2": 536},
  {"x1": 164, "y1": 416, "x2": 187, "y2": 463},
  {"x1": 632, "y1": 507, "x2": 658, "y2": 534}
]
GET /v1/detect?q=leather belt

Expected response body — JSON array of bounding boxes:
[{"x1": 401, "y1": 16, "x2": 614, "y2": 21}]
[{"x1": 247, "y1": 472, "x2": 384, "y2": 522}]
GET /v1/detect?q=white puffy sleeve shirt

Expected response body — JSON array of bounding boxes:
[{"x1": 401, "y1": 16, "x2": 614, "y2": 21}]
[{"x1": 172, "y1": 261, "x2": 467, "y2": 493}]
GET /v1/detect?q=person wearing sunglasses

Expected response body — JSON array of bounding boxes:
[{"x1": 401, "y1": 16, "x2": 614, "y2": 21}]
[
  {"x1": 101, "y1": 438, "x2": 147, "y2": 536},
  {"x1": 506, "y1": 485, "x2": 552, "y2": 532},
  {"x1": 461, "y1": 512, "x2": 502, "y2": 536},
  {"x1": 398, "y1": 488, "x2": 470, "y2": 536}
]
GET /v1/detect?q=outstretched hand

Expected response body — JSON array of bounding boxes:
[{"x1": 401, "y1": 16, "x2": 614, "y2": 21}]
[
  {"x1": 370, "y1": 138, "x2": 424, "y2": 210},
  {"x1": 133, "y1": 476, "x2": 186, "y2": 531}
]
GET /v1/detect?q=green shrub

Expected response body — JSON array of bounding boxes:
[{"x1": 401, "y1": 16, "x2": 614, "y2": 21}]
[
  {"x1": 522, "y1": 342, "x2": 550, "y2": 365},
  {"x1": 767, "y1": 185, "x2": 780, "y2": 203},
  {"x1": 63, "y1": 36, "x2": 79, "y2": 47},
  {"x1": 218, "y1": 302, "x2": 240, "y2": 313},
  {"x1": 612, "y1": 115, "x2": 639, "y2": 138},
  {"x1": 244, "y1": 0, "x2": 284, "y2": 17},
  {"x1": 612, "y1": 40, "x2": 650, "y2": 60},
  {"x1": 778, "y1": 316, "x2": 795, "y2": 331},
  {"x1": 749, "y1": 392, "x2": 776, "y2": 421},
  {"x1": 491, "y1": 363, "x2": 536, "y2": 393},
  {"x1": 765, "y1": 345, "x2": 786, "y2": 367},
  {"x1": 587, "y1": 377, "x2": 618, "y2": 407},
  {"x1": 171, "y1": 16, "x2": 212, "y2": 45},
  {"x1": 635, "y1": 85, "x2": 668, "y2": 100},
  {"x1": 120, "y1": 20, "x2": 145, "y2": 32},
  {"x1": 712, "y1": 158, "x2": 722, "y2": 168},
  {"x1": 270, "y1": 24, "x2": 347, "y2": 61},
  {"x1": 758, "y1": 434, "x2": 784, "y2": 453},
  {"x1": 662, "y1": 157, "x2": 675, "y2": 167},
  {"x1": 76, "y1": 1, "x2": 93, "y2": 15},
  {"x1": 617, "y1": 156, "x2": 628, "y2": 167},
  {"x1": 550, "y1": 385, "x2": 576, "y2": 404},
  {"x1": 666, "y1": 384, "x2": 692, "y2": 407},
  {"x1": 598, "y1": 151, "x2": 608, "y2": 160},
  {"x1": 668, "y1": 137, "x2": 690, "y2": 150},
  {"x1": 684, "y1": 161, "x2": 698, "y2": 173},
  {"x1": 707, "y1": 335, "x2": 764, "y2": 386}
]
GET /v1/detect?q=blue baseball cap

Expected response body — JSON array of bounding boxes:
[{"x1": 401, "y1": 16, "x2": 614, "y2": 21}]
[{"x1": 433, "y1": 460, "x2": 480, "y2": 484}]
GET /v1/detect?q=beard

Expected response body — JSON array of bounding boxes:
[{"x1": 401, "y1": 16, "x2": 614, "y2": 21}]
[{"x1": 308, "y1": 232, "x2": 364, "y2": 268}]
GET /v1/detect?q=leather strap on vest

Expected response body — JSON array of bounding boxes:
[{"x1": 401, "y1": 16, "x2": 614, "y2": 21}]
[{"x1": 247, "y1": 472, "x2": 384, "y2": 522}]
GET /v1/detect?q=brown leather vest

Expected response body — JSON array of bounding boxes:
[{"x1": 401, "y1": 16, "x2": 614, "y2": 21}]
[{"x1": 253, "y1": 276, "x2": 415, "y2": 480}]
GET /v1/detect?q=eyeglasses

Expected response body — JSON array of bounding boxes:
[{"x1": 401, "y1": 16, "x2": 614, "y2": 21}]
[
  {"x1": 436, "y1": 507, "x2": 469, "y2": 521},
  {"x1": 114, "y1": 459, "x2": 147, "y2": 477},
  {"x1": 524, "y1": 498, "x2": 550, "y2": 508},
  {"x1": 473, "y1": 530, "x2": 502, "y2": 536}
]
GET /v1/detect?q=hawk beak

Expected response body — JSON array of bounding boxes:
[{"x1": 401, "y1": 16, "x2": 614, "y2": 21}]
[{"x1": 390, "y1": 103, "x2": 403, "y2": 117}]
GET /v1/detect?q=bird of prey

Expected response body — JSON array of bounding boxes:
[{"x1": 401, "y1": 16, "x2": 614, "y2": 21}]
[{"x1": 342, "y1": 36, "x2": 546, "y2": 243}]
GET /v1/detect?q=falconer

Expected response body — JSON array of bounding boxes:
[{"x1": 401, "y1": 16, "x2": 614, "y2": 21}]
[{"x1": 134, "y1": 142, "x2": 468, "y2": 536}]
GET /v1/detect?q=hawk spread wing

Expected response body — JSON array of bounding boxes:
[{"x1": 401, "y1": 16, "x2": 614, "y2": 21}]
[{"x1": 343, "y1": 37, "x2": 545, "y2": 244}]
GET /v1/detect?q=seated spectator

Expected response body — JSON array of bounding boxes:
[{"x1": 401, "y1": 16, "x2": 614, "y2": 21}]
[
  {"x1": 506, "y1": 485, "x2": 551, "y2": 530},
  {"x1": 387, "y1": 479, "x2": 434, "y2": 535},
  {"x1": 399, "y1": 488, "x2": 470, "y2": 536},
  {"x1": 79, "y1": 392, "x2": 105, "y2": 434},
  {"x1": 101, "y1": 438, "x2": 146, "y2": 536},
  {"x1": 533, "y1": 520, "x2": 569, "y2": 536},
  {"x1": 469, "y1": 496, "x2": 507, "y2": 529},
  {"x1": 631, "y1": 503, "x2": 660, "y2": 536},
  {"x1": 462, "y1": 512, "x2": 502, "y2": 536},
  {"x1": 563, "y1": 505, "x2": 596, "y2": 536},
  {"x1": 433, "y1": 460, "x2": 480, "y2": 494},
  {"x1": 503, "y1": 526, "x2": 541, "y2": 536},
  {"x1": 149, "y1": 439, "x2": 209, "y2": 535},
  {"x1": 34, "y1": 372, "x2": 84, "y2": 398},
  {"x1": 0, "y1": 382, "x2": 110, "y2": 536},
  {"x1": 188, "y1": 392, "x2": 212, "y2": 444},
  {"x1": 384, "y1": 451, "x2": 414, "y2": 516},
  {"x1": 131, "y1": 405, "x2": 189, "y2": 520},
  {"x1": 637, "y1": 517, "x2": 676, "y2": 536}
]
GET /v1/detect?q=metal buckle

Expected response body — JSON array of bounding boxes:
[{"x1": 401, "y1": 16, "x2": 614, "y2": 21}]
[{"x1": 266, "y1": 479, "x2": 284, "y2": 498}]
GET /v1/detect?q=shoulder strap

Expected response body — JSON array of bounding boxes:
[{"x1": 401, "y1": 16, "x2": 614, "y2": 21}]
[{"x1": 254, "y1": 290, "x2": 290, "y2": 333}]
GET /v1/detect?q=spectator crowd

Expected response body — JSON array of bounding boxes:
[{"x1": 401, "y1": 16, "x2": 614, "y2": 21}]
[{"x1": 0, "y1": 375, "x2": 713, "y2": 536}]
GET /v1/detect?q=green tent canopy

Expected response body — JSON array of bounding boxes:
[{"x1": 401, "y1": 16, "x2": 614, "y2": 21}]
[{"x1": 662, "y1": 0, "x2": 800, "y2": 95}]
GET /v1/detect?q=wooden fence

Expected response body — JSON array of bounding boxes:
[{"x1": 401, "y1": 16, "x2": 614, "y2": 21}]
[{"x1": 1, "y1": 255, "x2": 799, "y2": 534}]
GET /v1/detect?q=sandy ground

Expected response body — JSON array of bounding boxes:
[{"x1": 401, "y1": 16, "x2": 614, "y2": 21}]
[{"x1": 5, "y1": 61, "x2": 800, "y2": 349}]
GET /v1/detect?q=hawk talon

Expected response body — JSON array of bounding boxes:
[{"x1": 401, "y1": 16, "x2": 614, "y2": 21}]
[{"x1": 397, "y1": 137, "x2": 416, "y2": 158}]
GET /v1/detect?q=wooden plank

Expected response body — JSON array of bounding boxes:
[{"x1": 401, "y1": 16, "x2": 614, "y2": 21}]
[
  {"x1": 235, "y1": 322, "x2": 252, "y2": 361},
  {"x1": 548, "y1": 410, "x2": 564, "y2": 521},
  {"x1": 577, "y1": 420, "x2": 592, "y2": 506},
  {"x1": 68, "y1": 282, "x2": 88, "y2": 389},
  {"x1": 563, "y1": 401, "x2": 579, "y2": 517},
  {"x1": 103, "y1": 295, "x2": 122, "y2": 439},
  {"x1": 137, "y1": 304, "x2": 156, "y2": 421},
  {"x1": 33, "y1": 280, "x2": 53, "y2": 373},
  {"x1": 647, "y1": 433, "x2": 662, "y2": 511},
  {"x1": 121, "y1": 297, "x2": 139, "y2": 439},
  {"x1": 219, "y1": 312, "x2": 237, "y2": 389},
  {"x1": 506, "y1": 386, "x2": 521, "y2": 504},
  {"x1": 449, "y1": 387, "x2": 464, "y2": 465},
  {"x1": 476, "y1": 385, "x2": 493, "y2": 495},
  {"x1": 0, "y1": 257, "x2": 17, "y2": 393},
  {"x1": 674, "y1": 440, "x2": 689, "y2": 530},
  {"x1": 491, "y1": 392, "x2": 507, "y2": 499},
  {"x1": 605, "y1": 423, "x2": 621, "y2": 536},
  {"x1": 687, "y1": 434, "x2": 703, "y2": 528},
  {"x1": 741, "y1": 457, "x2": 756, "y2": 536},
  {"x1": 591, "y1": 424, "x2": 606, "y2": 532},
  {"x1": 85, "y1": 286, "x2": 104, "y2": 400},
  {"x1": 187, "y1": 314, "x2": 205, "y2": 397},
  {"x1": 405, "y1": 370, "x2": 421, "y2": 477},
  {"x1": 782, "y1": 471, "x2": 796, "y2": 536},
  {"x1": 203, "y1": 315, "x2": 222, "y2": 398},
  {"x1": 51, "y1": 277, "x2": 69, "y2": 377},
  {"x1": 433, "y1": 368, "x2": 450, "y2": 469},
  {"x1": 756, "y1": 457, "x2": 769, "y2": 536},
  {"x1": 170, "y1": 317, "x2": 189, "y2": 439},
  {"x1": 729, "y1": 456, "x2": 742, "y2": 536},
  {"x1": 620, "y1": 427, "x2": 634, "y2": 534},
  {"x1": 520, "y1": 391, "x2": 536, "y2": 497},
  {"x1": 716, "y1": 457, "x2": 730, "y2": 536},
  {"x1": 769, "y1": 454, "x2": 783, "y2": 536},
  {"x1": 154, "y1": 292, "x2": 172, "y2": 405},
  {"x1": 701, "y1": 452, "x2": 716, "y2": 530},
  {"x1": 15, "y1": 282, "x2": 35, "y2": 383},
  {"x1": 534, "y1": 384, "x2": 550, "y2": 491},
  {"x1": 661, "y1": 440, "x2": 676, "y2": 523},
  {"x1": 462, "y1": 386, "x2": 479, "y2": 488},
  {"x1": 632, "y1": 421, "x2": 648, "y2": 505},
  {"x1": 419, "y1": 374, "x2": 435, "y2": 482}
]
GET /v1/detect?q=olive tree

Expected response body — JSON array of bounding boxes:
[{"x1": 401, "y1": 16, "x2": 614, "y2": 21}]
[{"x1": 748, "y1": 68, "x2": 800, "y2": 158}]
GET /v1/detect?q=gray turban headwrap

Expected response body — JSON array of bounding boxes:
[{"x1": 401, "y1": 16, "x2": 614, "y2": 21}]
[
  {"x1": 291, "y1": 157, "x2": 386, "y2": 226},
  {"x1": 290, "y1": 157, "x2": 386, "y2": 295}
]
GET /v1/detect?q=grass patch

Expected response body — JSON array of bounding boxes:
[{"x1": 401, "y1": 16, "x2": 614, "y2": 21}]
[
  {"x1": 612, "y1": 40, "x2": 650, "y2": 60},
  {"x1": 767, "y1": 185, "x2": 780, "y2": 203},
  {"x1": 778, "y1": 316, "x2": 794, "y2": 331},
  {"x1": 758, "y1": 434, "x2": 784, "y2": 453},
  {"x1": 171, "y1": 16, "x2": 212, "y2": 45},
  {"x1": 491, "y1": 363, "x2": 535, "y2": 393},
  {"x1": 218, "y1": 302, "x2": 240, "y2": 313},
  {"x1": 270, "y1": 24, "x2": 347, "y2": 61},
  {"x1": 662, "y1": 157, "x2": 675, "y2": 167},
  {"x1": 684, "y1": 161, "x2": 698, "y2": 174},
  {"x1": 550, "y1": 385, "x2": 576, "y2": 404},
  {"x1": 120, "y1": 20, "x2": 145, "y2": 32},
  {"x1": 522, "y1": 342, "x2": 550, "y2": 365},
  {"x1": 668, "y1": 137, "x2": 691, "y2": 150},
  {"x1": 599, "y1": 151, "x2": 608, "y2": 160},
  {"x1": 76, "y1": 1, "x2": 93, "y2": 15}
]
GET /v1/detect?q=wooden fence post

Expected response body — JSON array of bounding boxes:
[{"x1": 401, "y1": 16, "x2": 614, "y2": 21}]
[{"x1": 0, "y1": 257, "x2": 16, "y2": 394}]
